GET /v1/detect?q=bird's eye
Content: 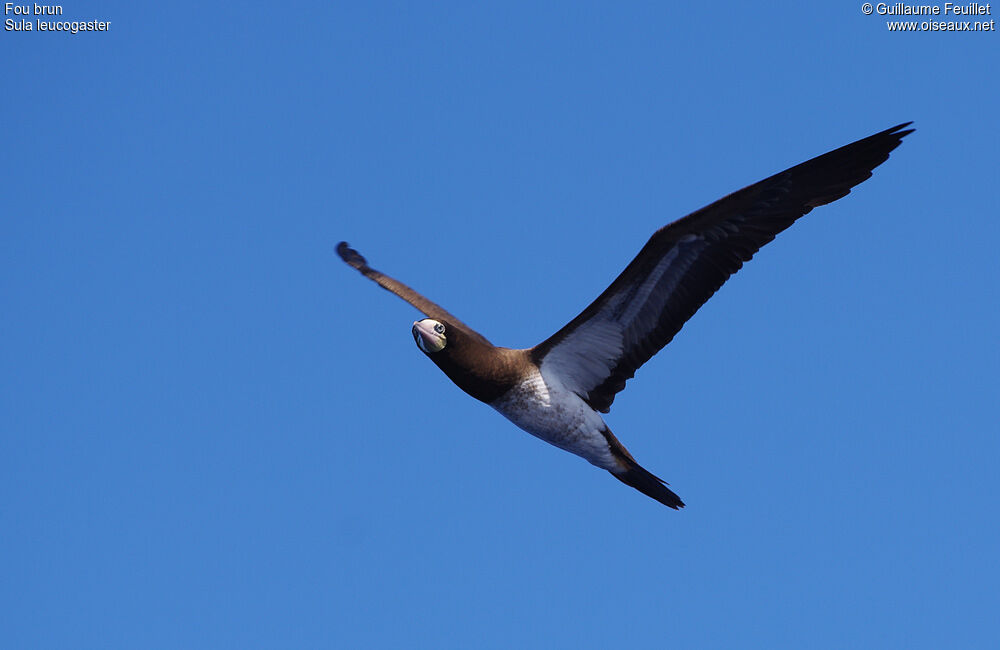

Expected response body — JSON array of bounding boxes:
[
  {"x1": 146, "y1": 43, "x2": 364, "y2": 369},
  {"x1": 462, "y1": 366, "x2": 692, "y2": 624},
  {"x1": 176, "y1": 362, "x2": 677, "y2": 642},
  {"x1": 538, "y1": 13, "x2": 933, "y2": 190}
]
[{"x1": 434, "y1": 323, "x2": 445, "y2": 334}]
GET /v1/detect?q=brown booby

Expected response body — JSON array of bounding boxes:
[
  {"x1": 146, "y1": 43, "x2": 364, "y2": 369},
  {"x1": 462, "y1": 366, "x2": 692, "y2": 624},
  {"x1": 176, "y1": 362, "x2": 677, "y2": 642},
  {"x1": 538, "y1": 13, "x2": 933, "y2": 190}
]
[{"x1": 337, "y1": 123, "x2": 913, "y2": 509}]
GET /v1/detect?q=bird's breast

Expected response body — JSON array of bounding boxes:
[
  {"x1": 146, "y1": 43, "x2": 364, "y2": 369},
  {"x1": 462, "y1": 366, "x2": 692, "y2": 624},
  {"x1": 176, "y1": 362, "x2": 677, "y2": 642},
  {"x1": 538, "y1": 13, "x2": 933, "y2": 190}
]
[{"x1": 489, "y1": 368, "x2": 616, "y2": 470}]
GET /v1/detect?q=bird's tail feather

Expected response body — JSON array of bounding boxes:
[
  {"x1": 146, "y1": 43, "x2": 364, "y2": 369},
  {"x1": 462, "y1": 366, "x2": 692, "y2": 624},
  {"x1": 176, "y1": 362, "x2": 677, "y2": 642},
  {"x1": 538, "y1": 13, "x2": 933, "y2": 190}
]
[
  {"x1": 610, "y1": 461, "x2": 685, "y2": 510},
  {"x1": 600, "y1": 426, "x2": 684, "y2": 509}
]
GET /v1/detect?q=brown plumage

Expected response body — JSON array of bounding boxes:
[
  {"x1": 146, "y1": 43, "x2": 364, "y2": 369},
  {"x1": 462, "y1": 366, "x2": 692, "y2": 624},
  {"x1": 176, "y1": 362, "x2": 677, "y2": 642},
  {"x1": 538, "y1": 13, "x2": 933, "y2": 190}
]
[
  {"x1": 530, "y1": 122, "x2": 915, "y2": 413},
  {"x1": 337, "y1": 123, "x2": 913, "y2": 509}
]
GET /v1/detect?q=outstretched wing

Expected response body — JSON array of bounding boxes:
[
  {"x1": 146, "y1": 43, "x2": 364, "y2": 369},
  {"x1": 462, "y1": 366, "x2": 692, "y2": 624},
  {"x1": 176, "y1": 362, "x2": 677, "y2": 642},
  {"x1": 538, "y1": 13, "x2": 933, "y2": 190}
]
[
  {"x1": 533, "y1": 122, "x2": 913, "y2": 413},
  {"x1": 336, "y1": 242, "x2": 492, "y2": 346}
]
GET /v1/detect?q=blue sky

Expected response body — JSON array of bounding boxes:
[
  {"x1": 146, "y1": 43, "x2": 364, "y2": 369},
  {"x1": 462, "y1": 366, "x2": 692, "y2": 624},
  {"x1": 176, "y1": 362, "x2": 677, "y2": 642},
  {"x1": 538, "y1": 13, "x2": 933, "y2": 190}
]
[{"x1": 3, "y1": 2, "x2": 998, "y2": 648}]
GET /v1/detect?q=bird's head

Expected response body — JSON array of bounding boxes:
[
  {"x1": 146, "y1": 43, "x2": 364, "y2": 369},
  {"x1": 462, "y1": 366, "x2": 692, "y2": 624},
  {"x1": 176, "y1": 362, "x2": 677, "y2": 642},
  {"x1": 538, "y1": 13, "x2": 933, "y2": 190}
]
[{"x1": 412, "y1": 318, "x2": 448, "y2": 355}]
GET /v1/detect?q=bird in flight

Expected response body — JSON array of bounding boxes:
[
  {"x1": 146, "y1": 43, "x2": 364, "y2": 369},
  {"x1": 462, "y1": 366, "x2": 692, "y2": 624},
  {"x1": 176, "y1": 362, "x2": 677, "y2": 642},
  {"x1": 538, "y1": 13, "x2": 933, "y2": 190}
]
[{"x1": 337, "y1": 123, "x2": 913, "y2": 509}]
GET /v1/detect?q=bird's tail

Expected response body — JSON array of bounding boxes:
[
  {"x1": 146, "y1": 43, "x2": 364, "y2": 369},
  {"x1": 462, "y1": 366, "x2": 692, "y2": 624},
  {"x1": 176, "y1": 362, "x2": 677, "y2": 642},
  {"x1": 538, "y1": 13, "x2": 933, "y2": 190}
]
[
  {"x1": 601, "y1": 426, "x2": 684, "y2": 509},
  {"x1": 610, "y1": 461, "x2": 685, "y2": 509}
]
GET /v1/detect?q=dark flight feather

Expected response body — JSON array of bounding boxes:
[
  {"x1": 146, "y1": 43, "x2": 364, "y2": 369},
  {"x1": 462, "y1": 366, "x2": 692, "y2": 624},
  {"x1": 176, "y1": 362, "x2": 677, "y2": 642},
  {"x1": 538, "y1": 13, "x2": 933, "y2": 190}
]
[
  {"x1": 336, "y1": 124, "x2": 913, "y2": 509},
  {"x1": 532, "y1": 122, "x2": 914, "y2": 413},
  {"x1": 336, "y1": 242, "x2": 492, "y2": 346}
]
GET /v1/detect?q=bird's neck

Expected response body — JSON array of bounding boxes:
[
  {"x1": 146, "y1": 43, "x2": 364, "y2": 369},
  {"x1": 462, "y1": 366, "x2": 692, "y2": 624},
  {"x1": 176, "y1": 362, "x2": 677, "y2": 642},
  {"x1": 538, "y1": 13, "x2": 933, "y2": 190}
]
[{"x1": 432, "y1": 344, "x2": 525, "y2": 404}]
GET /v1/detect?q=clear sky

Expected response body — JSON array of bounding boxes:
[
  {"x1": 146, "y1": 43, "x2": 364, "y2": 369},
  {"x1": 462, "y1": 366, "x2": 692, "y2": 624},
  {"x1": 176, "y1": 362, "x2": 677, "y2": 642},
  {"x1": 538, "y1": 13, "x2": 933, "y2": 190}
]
[{"x1": 3, "y1": 2, "x2": 998, "y2": 648}]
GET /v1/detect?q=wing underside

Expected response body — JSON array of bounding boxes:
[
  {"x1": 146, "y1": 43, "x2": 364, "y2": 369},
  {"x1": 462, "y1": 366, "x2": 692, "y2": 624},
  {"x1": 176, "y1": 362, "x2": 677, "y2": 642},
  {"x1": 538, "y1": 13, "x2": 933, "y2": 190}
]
[
  {"x1": 336, "y1": 242, "x2": 491, "y2": 346},
  {"x1": 533, "y1": 122, "x2": 914, "y2": 412}
]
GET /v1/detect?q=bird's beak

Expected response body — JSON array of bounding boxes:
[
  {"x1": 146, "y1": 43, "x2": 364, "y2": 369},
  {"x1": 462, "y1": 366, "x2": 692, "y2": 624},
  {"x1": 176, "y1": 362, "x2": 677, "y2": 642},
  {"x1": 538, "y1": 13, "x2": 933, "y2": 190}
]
[{"x1": 412, "y1": 320, "x2": 445, "y2": 353}]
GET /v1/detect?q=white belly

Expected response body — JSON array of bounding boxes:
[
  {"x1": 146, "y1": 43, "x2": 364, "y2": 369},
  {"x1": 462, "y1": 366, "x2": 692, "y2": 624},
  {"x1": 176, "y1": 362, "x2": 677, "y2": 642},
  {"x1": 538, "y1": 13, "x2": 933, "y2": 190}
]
[{"x1": 490, "y1": 368, "x2": 617, "y2": 470}]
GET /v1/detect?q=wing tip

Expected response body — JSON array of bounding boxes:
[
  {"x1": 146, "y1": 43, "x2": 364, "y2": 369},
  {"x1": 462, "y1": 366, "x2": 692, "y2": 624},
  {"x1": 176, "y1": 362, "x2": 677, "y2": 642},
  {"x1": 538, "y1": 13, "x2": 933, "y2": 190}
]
[
  {"x1": 866, "y1": 121, "x2": 915, "y2": 154},
  {"x1": 336, "y1": 241, "x2": 369, "y2": 271},
  {"x1": 872, "y1": 121, "x2": 914, "y2": 139}
]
